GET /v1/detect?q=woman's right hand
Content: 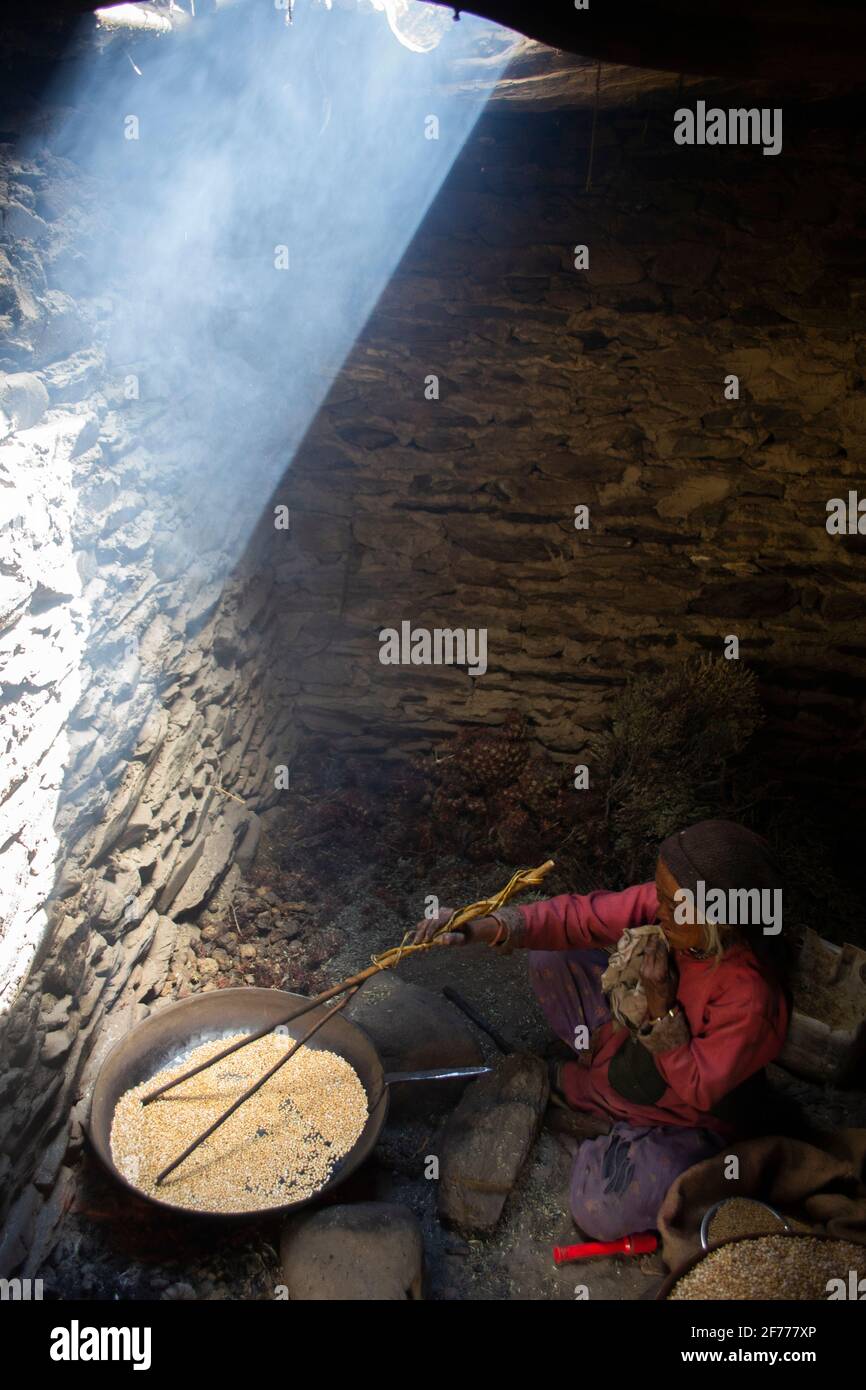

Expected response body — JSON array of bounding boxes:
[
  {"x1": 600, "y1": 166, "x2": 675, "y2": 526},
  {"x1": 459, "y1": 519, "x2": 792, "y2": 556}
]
[{"x1": 412, "y1": 908, "x2": 500, "y2": 948}]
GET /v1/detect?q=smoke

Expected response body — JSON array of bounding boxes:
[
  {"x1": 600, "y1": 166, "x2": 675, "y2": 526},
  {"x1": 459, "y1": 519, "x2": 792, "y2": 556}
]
[
  {"x1": 0, "y1": 1, "x2": 513, "y2": 1002},
  {"x1": 52, "y1": 0, "x2": 512, "y2": 564}
]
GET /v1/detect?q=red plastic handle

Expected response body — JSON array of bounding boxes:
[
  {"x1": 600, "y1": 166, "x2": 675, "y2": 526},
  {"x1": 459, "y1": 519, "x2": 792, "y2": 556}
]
[{"x1": 553, "y1": 1231, "x2": 658, "y2": 1264}]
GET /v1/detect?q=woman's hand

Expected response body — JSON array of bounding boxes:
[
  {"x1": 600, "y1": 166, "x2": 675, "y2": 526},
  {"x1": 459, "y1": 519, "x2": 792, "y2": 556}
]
[
  {"x1": 412, "y1": 909, "x2": 501, "y2": 948},
  {"x1": 640, "y1": 934, "x2": 678, "y2": 1019}
]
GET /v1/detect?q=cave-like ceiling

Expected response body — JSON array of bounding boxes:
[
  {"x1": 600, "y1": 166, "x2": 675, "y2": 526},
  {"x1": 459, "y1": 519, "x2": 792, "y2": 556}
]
[
  {"x1": 19, "y1": 1, "x2": 866, "y2": 83},
  {"x1": 3, "y1": 1, "x2": 866, "y2": 112}
]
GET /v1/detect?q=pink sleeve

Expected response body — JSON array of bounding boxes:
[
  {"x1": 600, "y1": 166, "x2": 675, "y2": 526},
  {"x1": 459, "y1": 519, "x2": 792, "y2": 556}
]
[
  {"x1": 656, "y1": 980, "x2": 789, "y2": 1111},
  {"x1": 517, "y1": 882, "x2": 658, "y2": 951}
]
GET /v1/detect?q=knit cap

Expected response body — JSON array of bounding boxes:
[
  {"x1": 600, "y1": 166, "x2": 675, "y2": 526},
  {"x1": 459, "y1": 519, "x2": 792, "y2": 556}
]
[{"x1": 659, "y1": 819, "x2": 783, "y2": 902}]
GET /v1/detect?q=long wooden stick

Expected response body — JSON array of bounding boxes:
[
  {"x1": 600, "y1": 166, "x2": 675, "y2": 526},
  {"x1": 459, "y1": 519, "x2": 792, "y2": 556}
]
[
  {"x1": 142, "y1": 962, "x2": 394, "y2": 1105},
  {"x1": 142, "y1": 859, "x2": 554, "y2": 1106},
  {"x1": 154, "y1": 990, "x2": 357, "y2": 1187}
]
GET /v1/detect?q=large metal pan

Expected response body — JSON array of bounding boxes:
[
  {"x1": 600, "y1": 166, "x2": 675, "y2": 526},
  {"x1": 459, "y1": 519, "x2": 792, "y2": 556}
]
[{"x1": 88, "y1": 986, "x2": 488, "y2": 1221}]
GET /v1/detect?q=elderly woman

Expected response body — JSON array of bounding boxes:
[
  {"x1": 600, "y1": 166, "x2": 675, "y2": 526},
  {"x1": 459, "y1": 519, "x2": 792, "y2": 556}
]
[{"x1": 414, "y1": 820, "x2": 790, "y2": 1241}]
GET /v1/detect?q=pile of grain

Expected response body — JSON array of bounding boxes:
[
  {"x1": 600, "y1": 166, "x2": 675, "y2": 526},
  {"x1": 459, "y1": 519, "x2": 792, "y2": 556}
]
[
  {"x1": 111, "y1": 1033, "x2": 369, "y2": 1213},
  {"x1": 669, "y1": 1234, "x2": 864, "y2": 1300}
]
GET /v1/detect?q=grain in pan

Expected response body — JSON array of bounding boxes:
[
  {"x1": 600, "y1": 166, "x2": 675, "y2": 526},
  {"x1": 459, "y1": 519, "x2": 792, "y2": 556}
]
[{"x1": 110, "y1": 1032, "x2": 369, "y2": 1213}]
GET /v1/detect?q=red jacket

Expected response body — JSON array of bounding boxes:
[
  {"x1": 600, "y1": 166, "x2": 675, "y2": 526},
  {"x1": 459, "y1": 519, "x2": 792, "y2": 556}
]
[{"x1": 519, "y1": 882, "x2": 789, "y2": 1134}]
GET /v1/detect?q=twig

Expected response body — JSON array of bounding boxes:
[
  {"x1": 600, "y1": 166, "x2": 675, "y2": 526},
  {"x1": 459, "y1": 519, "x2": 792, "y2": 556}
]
[{"x1": 215, "y1": 783, "x2": 246, "y2": 806}]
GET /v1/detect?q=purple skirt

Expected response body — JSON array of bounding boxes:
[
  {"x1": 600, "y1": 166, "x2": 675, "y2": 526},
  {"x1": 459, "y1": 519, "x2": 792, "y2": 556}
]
[{"x1": 530, "y1": 948, "x2": 725, "y2": 1241}]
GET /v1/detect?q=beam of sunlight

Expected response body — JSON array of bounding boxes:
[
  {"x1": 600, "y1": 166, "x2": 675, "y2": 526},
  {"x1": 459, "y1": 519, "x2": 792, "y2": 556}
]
[{"x1": 0, "y1": 1, "x2": 512, "y2": 1004}]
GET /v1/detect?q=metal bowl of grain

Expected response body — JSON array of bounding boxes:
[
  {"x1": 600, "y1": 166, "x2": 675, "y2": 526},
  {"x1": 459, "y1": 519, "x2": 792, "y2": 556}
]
[
  {"x1": 699, "y1": 1196, "x2": 790, "y2": 1249},
  {"x1": 87, "y1": 987, "x2": 391, "y2": 1221},
  {"x1": 657, "y1": 1231, "x2": 866, "y2": 1300}
]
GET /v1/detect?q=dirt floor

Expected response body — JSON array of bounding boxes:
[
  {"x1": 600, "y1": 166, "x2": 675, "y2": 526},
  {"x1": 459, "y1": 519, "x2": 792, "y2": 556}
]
[{"x1": 40, "y1": 815, "x2": 866, "y2": 1302}]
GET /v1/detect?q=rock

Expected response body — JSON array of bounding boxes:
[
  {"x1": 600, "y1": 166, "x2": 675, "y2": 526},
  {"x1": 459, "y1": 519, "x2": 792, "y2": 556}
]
[
  {"x1": 39, "y1": 994, "x2": 71, "y2": 1029},
  {"x1": 133, "y1": 707, "x2": 169, "y2": 762},
  {"x1": 302, "y1": 927, "x2": 342, "y2": 968},
  {"x1": 33, "y1": 1125, "x2": 70, "y2": 1193},
  {"x1": 85, "y1": 764, "x2": 150, "y2": 866},
  {"x1": 656, "y1": 476, "x2": 731, "y2": 519},
  {"x1": 41, "y1": 1027, "x2": 77, "y2": 1065},
  {"x1": 279, "y1": 1202, "x2": 423, "y2": 1300},
  {"x1": 32, "y1": 289, "x2": 88, "y2": 366},
  {"x1": 84, "y1": 879, "x2": 128, "y2": 931},
  {"x1": 109, "y1": 514, "x2": 154, "y2": 556},
  {"x1": 0, "y1": 371, "x2": 49, "y2": 434},
  {"x1": 168, "y1": 826, "x2": 236, "y2": 917},
  {"x1": 436, "y1": 1053, "x2": 549, "y2": 1236},
  {"x1": 134, "y1": 917, "x2": 178, "y2": 1001},
  {"x1": 110, "y1": 865, "x2": 141, "y2": 903},
  {"x1": 0, "y1": 1184, "x2": 42, "y2": 1277},
  {"x1": 100, "y1": 914, "x2": 159, "y2": 1009},
  {"x1": 22, "y1": 1167, "x2": 76, "y2": 1280},
  {"x1": 345, "y1": 973, "x2": 484, "y2": 1115},
  {"x1": 235, "y1": 811, "x2": 261, "y2": 871},
  {"x1": 117, "y1": 802, "x2": 154, "y2": 850},
  {"x1": 154, "y1": 836, "x2": 204, "y2": 914},
  {"x1": 43, "y1": 916, "x2": 89, "y2": 998},
  {"x1": 38, "y1": 348, "x2": 103, "y2": 403},
  {"x1": 161, "y1": 1282, "x2": 197, "y2": 1301},
  {"x1": 336, "y1": 424, "x2": 397, "y2": 450},
  {"x1": 54, "y1": 857, "x2": 85, "y2": 898},
  {"x1": 1, "y1": 201, "x2": 50, "y2": 244}
]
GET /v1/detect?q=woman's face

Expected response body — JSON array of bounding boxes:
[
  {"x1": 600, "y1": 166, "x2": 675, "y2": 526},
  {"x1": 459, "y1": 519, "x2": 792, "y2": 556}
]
[{"x1": 655, "y1": 857, "x2": 706, "y2": 951}]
